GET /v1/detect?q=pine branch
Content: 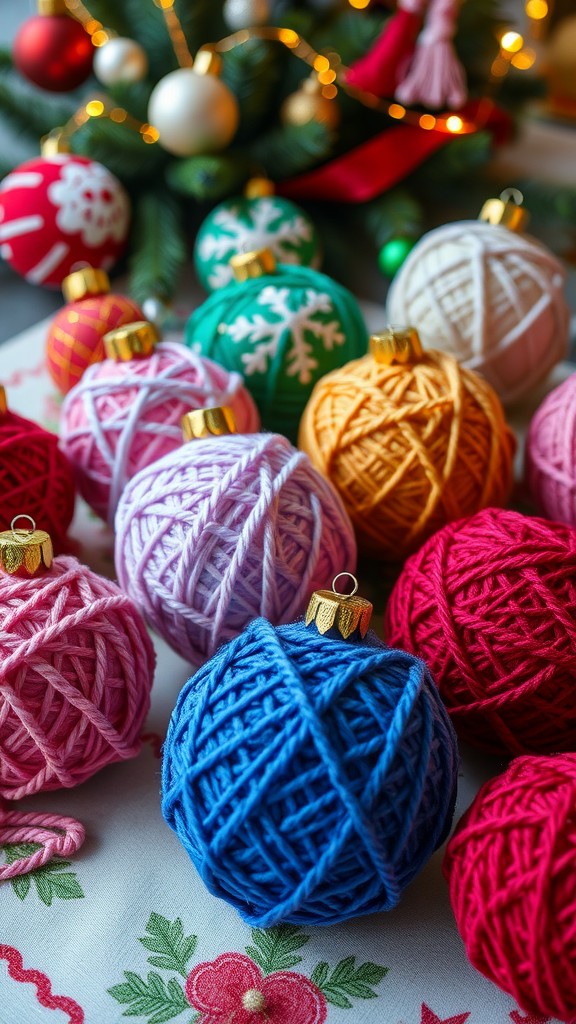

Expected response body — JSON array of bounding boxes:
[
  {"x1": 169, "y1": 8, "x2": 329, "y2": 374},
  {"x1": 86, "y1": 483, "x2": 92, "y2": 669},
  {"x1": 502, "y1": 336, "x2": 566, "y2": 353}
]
[
  {"x1": 312, "y1": 9, "x2": 387, "y2": 66},
  {"x1": 71, "y1": 117, "x2": 168, "y2": 181},
  {"x1": 412, "y1": 132, "x2": 493, "y2": 184},
  {"x1": 221, "y1": 39, "x2": 287, "y2": 142},
  {"x1": 517, "y1": 180, "x2": 576, "y2": 222},
  {"x1": 77, "y1": 0, "x2": 131, "y2": 37},
  {"x1": 0, "y1": 47, "x2": 13, "y2": 71},
  {"x1": 362, "y1": 189, "x2": 424, "y2": 248},
  {"x1": 166, "y1": 153, "x2": 252, "y2": 201},
  {"x1": 128, "y1": 189, "x2": 188, "y2": 303},
  {"x1": 250, "y1": 120, "x2": 334, "y2": 180},
  {"x1": 107, "y1": 82, "x2": 154, "y2": 125},
  {"x1": 0, "y1": 81, "x2": 75, "y2": 140}
]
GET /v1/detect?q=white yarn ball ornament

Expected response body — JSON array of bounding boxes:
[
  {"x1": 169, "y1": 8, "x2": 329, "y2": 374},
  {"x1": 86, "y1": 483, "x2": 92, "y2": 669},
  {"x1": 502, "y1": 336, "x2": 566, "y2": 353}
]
[
  {"x1": 148, "y1": 68, "x2": 239, "y2": 157},
  {"x1": 223, "y1": 0, "x2": 270, "y2": 30},
  {"x1": 386, "y1": 221, "x2": 570, "y2": 404},
  {"x1": 93, "y1": 37, "x2": 149, "y2": 86}
]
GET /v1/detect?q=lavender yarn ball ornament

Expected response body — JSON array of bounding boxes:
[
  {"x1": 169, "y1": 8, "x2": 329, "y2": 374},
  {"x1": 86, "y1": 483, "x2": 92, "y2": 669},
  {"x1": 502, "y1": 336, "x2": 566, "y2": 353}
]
[
  {"x1": 162, "y1": 578, "x2": 458, "y2": 927},
  {"x1": 526, "y1": 372, "x2": 576, "y2": 526},
  {"x1": 60, "y1": 321, "x2": 259, "y2": 525},
  {"x1": 115, "y1": 406, "x2": 357, "y2": 665},
  {"x1": 386, "y1": 190, "x2": 569, "y2": 404}
]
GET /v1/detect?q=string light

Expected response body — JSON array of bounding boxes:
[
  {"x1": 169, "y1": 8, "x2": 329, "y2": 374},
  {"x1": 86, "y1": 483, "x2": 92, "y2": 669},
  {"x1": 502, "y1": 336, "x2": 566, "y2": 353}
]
[
  {"x1": 500, "y1": 30, "x2": 524, "y2": 53},
  {"x1": 526, "y1": 0, "x2": 548, "y2": 19},
  {"x1": 445, "y1": 115, "x2": 464, "y2": 133},
  {"x1": 153, "y1": 0, "x2": 193, "y2": 67}
]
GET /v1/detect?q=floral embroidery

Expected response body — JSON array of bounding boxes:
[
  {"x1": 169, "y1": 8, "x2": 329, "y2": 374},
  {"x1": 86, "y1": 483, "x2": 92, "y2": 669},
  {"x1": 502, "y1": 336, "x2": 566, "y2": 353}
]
[
  {"x1": 0, "y1": 842, "x2": 84, "y2": 905},
  {"x1": 420, "y1": 1005, "x2": 470, "y2": 1024},
  {"x1": 0, "y1": 944, "x2": 84, "y2": 1023},
  {"x1": 108, "y1": 914, "x2": 388, "y2": 1023}
]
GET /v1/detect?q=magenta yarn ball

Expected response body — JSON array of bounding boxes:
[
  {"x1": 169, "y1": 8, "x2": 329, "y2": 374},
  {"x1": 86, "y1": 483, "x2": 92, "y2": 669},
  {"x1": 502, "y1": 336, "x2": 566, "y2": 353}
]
[
  {"x1": 60, "y1": 342, "x2": 260, "y2": 524},
  {"x1": 526, "y1": 373, "x2": 576, "y2": 527},
  {"x1": 0, "y1": 556, "x2": 156, "y2": 801},
  {"x1": 114, "y1": 432, "x2": 357, "y2": 664}
]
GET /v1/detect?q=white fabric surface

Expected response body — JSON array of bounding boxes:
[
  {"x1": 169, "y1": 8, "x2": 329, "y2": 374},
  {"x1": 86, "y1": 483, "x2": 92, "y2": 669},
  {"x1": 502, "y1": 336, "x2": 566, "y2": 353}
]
[{"x1": 0, "y1": 313, "x2": 569, "y2": 1024}]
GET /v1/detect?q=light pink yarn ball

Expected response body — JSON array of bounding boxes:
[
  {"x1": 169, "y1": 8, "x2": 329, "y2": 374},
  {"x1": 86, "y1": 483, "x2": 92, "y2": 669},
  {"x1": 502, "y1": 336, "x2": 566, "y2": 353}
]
[
  {"x1": 386, "y1": 221, "x2": 569, "y2": 404},
  {"x1": 115, "y1": 432, "x2": 357, "y2": 664},
  {"x1": 60, "y1": 341, "x2": 260, "y2": 524},
  {"x1": 526, "y1": 373, "x2": 576, "y2": 526},
  {"x1": 0, "y1": 556, "x2": 155, "y2": 801}
]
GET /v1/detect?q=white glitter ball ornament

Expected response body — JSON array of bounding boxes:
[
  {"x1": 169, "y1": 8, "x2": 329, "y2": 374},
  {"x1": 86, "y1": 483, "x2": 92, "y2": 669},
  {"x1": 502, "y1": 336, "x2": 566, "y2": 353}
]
[
  {"x1": 386, "y1": 218, "x2": 570, "y2": 404},
  {"x1": 223, "y1": 0, "x2": 270, "y2": 30},
  {"x1": 94, "y1": 37, "x2": 149, "y2": 86}
]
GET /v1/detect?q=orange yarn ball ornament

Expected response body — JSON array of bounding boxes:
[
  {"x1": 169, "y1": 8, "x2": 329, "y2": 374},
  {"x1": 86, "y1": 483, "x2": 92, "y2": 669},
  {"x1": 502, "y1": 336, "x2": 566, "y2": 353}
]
[{"x1": 298, "y1": 327, "x2": 516, "y2": 558}]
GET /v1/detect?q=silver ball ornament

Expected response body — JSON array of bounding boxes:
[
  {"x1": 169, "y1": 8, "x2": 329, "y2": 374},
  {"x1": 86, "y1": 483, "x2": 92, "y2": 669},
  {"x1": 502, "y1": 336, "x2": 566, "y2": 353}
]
[
  {"x1": 223, "y1": 0, "x2": 271, "y2": 30},
  {"x1": 148, "y1": 67, "x2": 239, "y2": 157},
  {"x1": 93, "y1": 37, "x2": 149, "y2": 86}
]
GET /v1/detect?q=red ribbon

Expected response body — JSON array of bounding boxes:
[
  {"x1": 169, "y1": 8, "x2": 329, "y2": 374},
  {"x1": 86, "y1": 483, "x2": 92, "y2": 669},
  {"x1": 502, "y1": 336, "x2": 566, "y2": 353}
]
[{"x1": 277, "y1": 100, "x2": 511, "y2": 205}]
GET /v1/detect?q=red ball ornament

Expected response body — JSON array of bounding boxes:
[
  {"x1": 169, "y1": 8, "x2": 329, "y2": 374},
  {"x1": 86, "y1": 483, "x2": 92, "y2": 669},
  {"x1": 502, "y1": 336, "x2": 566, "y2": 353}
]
[
  {"x1": 13, "y1": 7, "x2": 94, "y2": 93},
  {"x1": 0, "y1": 386, "x2": 76, "y2": 553},
  {"x1": 46, "y1": 268, "x2": 144, "y2": 394},
  {"x1": 0, "y1": 154, "x2": 130, "y2": 289}
]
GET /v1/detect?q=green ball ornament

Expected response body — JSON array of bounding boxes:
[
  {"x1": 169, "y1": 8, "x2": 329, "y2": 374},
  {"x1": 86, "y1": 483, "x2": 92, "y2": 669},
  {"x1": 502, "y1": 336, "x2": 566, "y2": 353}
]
[
  {"x1": 185, "y1": 251, "x2": 368, "y2": 441},
  {"x1": 194, "y1": 194, "x2": 321, "y2": 292},
  {"x1": 378, "y1": 236, "x2": 417, "y2": 278}
]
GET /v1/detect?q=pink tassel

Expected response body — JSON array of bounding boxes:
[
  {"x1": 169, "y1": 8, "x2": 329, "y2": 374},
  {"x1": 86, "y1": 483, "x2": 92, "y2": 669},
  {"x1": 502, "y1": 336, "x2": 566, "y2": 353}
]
[
  {"x1": 345, "y1": 0, "x2": 427, "y2": 98},
  {"x1": 395, "y1": 0, "x2": 467, "y2": 110}
]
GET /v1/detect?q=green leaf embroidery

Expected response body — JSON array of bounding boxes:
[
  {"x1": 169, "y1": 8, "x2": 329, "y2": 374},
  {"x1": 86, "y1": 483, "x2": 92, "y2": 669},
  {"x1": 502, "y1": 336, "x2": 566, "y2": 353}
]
[
  {"x1": 108, "y1": 970, "x2": 188, "y2": 1024},
  {"x1": 1, "y1": 842, "x2": 84, "y2": 906},
  {"x1": 139, "y1": 913, "x2": 198, "y2": 979},
  {"x1": 312, "y1": 956, "x2": 388, "y2": 1008},
  {"x1": 246, "y1": 925, "x2": 310, "y2": 975}
]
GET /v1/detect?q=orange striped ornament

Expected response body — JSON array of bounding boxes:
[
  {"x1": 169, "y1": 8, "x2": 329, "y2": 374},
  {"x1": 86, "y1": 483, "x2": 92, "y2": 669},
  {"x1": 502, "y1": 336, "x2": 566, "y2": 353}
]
[{"x1": 46, "y1": 293, "x2": 144, "y2": 395}]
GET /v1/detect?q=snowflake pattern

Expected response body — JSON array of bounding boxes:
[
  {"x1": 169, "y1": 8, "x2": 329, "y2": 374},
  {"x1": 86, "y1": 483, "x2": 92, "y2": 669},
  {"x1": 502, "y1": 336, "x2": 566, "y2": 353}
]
[
  {"x1": 48, "y1": 161, "x2": 129, "y2": 247},
  {"x1": 223, "y1": 285, "x2": 345, "y2": 385},
  {"x1": 197, "y1": 197, "x2": 315, "y2": 290}
]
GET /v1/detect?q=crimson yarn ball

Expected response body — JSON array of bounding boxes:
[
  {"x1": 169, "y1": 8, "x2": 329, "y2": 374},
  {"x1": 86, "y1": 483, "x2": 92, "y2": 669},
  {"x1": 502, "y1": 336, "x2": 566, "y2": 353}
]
[
  {"x1": 385, "y1": 507, "x2": 576, "y2": 756},
  {"x1": 0, "y1": 405, "x2": 75, "y2": 553},
  {"x1": 443, "y1": 753, "x2": 576, "y2": 1021},
  {"x1": 0, "y1": 155, "x2": 130, "y2": 288},
  {"x1": 13, "y1": 14, "x2": 94, "y2": 93},
  {"x1": 0, "y1": 555, "x2": 155, "y2": 801},
  {"x1": 526, "y1": 372, "x2": 576, "y2": 527}
]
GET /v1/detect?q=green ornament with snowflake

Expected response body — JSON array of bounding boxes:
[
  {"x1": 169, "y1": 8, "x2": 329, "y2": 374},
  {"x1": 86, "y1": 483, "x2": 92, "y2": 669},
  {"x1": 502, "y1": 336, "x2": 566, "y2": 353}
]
[
  {"x1": 193, "y1": 182, "x2": 322, "y2": 293},
  {"x1": 185, "y1": 249, "x2": 368, "y2": 440}
]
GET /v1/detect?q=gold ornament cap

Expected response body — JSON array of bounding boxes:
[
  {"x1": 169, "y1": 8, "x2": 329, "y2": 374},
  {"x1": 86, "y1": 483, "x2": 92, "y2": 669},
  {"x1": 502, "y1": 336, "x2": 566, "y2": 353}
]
[
  {"x1": 281, "y1": 73, "x2": 340, "y2": 130},
  {"x1": 0, "y1": 385, "x2": 7, "y2": 415},
  {"x1": 230, "y1": 248, "x2": 277, "y2": 282},
  {"x1": 305, "y1": 573, "x2": 373, "y2": 641},
  {"x1": 370, "y1": 326, "x2": 424, "y2": 366},
  {"x1": 194, "y1": 48, "x2": 223, "y2": 77},
  {"x1": 182, "y1": 406, "x2": 237, "y2": 441},
  {"x1": 104, "y1": 321, "x2": 159, "y2": 361},
  {"x1": 38, "y1": 0, "x2": 69, "y2": 14},
  {"x1": 244, "y1": 177, "x2": 275, "y2": 199},
  {"x1": 41, "y1": 129, "x2": 70, "y2": 156},
  {"x1": 478, "y1": 188, "x2": 529, "y2": 232},
  {"x1": 0, "y1": 516, "x2": 53, "y2": 576},
  {"x1": 62, "y1": 267, "x2": 110, "y2": 303}
]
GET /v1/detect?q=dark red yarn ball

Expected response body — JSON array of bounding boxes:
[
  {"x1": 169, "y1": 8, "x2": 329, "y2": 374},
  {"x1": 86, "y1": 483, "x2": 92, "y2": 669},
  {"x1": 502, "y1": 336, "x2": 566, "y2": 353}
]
[
  {"x1": 0, "y1": 409, "x2": 75, "y2": 552},
  {"x1": 385, "y1": 507, "x2": 576, "y2": 756},
  {"x1": 443, "y1": 753, "x2": 576, "y2": 1022}
]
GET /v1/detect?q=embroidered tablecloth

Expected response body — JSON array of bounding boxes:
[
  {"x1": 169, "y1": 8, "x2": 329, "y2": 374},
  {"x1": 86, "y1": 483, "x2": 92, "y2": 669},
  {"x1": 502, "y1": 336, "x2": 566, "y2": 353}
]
[{"x1": 0, "y1": 312, "x2": 569, "y2": 1024}]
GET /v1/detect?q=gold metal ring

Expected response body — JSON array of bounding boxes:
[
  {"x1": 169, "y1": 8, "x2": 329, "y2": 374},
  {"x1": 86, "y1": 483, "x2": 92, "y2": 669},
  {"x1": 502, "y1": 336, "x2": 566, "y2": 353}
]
[
  {"x1": 11, "y1": 514, "x2": 36, "y2": 542},
  {"x1": 331, "y1": 572, "x2": 359, "y2": 599}
]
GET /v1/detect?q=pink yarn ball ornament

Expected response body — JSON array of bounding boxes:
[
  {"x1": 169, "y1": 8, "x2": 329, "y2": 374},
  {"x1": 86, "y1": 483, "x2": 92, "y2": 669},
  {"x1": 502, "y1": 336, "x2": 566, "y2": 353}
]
[
  {"x1": 386, "y1": 507, "x2": 576, "y2": 756},
  {"x1": 0, "y1": 542, "x2": 155, "y2": 880},
  {"x1": 60, "y1": 341, "x2": 260, "y2": 524},
  {"x1": 526, "y1": 372, "x2": 576, "y2": 527},
  {"x1": 115, "y1": 426, "x2": 357, "y2": 664},
  {"x1": 444, "y1": 752, "x2": 576, "y2": 1022}
]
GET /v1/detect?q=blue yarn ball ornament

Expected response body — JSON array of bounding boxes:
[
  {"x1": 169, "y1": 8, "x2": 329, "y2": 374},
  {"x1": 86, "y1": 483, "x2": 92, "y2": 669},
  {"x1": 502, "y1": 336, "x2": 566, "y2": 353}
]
[
  {"x1": 184, "y1": 263, "x2": 368, "y2": 441},
  {"x1": 162, "y1": 617, "x2": 459, "y2": 928}
]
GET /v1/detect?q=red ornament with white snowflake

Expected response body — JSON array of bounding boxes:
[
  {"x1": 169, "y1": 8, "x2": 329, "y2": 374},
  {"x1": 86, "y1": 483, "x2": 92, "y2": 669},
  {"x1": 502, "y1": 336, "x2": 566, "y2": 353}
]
[
  {"x1": 185, "y1": 953, "x2": 327, "y2": 1024},
  {"x1": 0, "y1": 154, "x2": 130, "y2": 289}
]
